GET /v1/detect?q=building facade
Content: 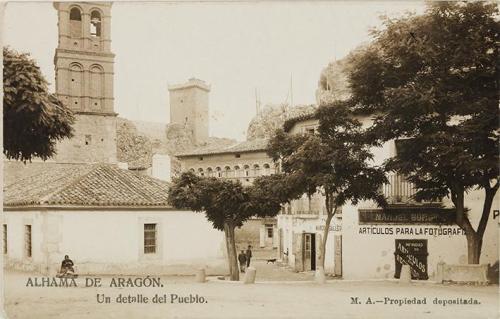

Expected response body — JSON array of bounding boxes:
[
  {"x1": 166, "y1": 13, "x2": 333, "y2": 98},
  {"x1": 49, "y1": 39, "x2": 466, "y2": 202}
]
[
  {"x1": 53, "y1": 2, "x2": 117, "y2": 164},
  {"x1": 277, "y1": 109, "x2": 499, "y2": 280},
  {"x1": 176, "y1": 139, "x2": 279, "y2": 251},
  {"x1": 278, "y1": 111, "x2": 342, "y2": 274},
  {"x1": 3, "y1": 162, "x2": 226, "y2": 276},
  {"x1": 169, "y1": 78, "x2": 210, "y2": 144}
]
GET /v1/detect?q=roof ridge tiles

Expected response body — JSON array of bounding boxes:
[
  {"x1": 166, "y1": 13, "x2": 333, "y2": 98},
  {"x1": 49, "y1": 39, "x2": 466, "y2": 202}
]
[
  {"x1": 40, "y1": 164, "x2": 103, "y2": 204},
  {"x1": 4, "y1": 162, "x2": 171, "y2": 208}
]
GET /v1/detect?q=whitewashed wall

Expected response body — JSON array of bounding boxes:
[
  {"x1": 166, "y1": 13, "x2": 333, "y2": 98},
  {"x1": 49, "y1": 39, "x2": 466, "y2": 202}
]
[
  {"x1": 342, "y1": 188, "x2": 499, "y2": 280},
  {"x1": 2, "y1": 211, "x2": 45, "y2": 271},
  {"x1": 3, "y1": 209, "x2": 227, "y2": 276}
]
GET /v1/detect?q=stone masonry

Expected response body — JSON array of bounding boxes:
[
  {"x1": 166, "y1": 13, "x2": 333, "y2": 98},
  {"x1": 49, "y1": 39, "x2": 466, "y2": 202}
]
[{"x1": 53, "y1": 2, "x2": 117, "y2": 163}]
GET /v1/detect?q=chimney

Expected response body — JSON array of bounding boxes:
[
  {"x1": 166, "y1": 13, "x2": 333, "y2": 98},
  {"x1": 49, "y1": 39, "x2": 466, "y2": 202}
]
[
  {"x1": 152, "y1": 154, "x2": 171, "y2": 182},
  {"x1": 117, "y1": 162, "x2": 129, "y2": 170}
]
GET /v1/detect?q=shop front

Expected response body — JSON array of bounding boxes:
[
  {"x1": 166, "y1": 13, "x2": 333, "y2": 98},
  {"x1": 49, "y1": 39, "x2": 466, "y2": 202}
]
[
  {"x1": 342, "y1": 200, "x2": 499, "y2": 280},
  {"x1": 277, "y1": 214, "x2": 342, "y2": 274}
]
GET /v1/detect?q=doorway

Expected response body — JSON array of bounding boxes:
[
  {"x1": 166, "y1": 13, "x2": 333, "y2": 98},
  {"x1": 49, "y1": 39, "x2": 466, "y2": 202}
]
[
  {"x1": 304, "y1": 233, "x2": 316, "y2": 271},
  {"x1": 265, "y1": 224, "x2": 274, "y2": 247}
]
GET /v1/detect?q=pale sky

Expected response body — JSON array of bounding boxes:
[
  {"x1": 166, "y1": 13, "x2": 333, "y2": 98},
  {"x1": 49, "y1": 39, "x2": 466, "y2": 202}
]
[{"x1": 4, "y1": 1, "x2": 425, "y2": 141}]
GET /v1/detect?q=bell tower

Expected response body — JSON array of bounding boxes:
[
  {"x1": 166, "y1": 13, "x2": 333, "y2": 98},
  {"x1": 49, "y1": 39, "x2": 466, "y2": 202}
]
[{"x1": 53, "y1": 2, "x2": 117, "y2": 163}]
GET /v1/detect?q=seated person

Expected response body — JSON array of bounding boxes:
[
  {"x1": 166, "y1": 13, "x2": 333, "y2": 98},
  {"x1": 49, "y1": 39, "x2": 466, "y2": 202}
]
[{"x1": 59, "y1": 255, "x2": 75, "y2": 276}]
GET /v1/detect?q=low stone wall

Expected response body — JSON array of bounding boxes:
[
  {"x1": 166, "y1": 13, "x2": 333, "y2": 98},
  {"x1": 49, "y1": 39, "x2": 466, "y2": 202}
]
[
  {"x1": 5, "y1": 258, "x2": 229, "y2": 277},
  {"x1": 436, "y1": 262, "x2": 489, "y2": 284}
]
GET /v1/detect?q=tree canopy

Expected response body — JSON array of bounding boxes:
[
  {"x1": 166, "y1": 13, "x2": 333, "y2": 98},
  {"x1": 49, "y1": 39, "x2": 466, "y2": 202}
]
[
  {"x1": 167, "y1": 171, "x2": 286, "y2": 280},
  {"x1": 268, "y1": 102, "x2": 387, "y2": 273},
  {"x1": 3, "y1": 47, "x2": 74, "y2": 162},
  {"x1": 346, "y1": 2, "x2": 499, "y2": 263},
  {"x1": 269, "y1": 103, "x2": 387, "y2": 210},
  {"x1": 168, "y1": 172, "x2": 284, "y2": 231}
]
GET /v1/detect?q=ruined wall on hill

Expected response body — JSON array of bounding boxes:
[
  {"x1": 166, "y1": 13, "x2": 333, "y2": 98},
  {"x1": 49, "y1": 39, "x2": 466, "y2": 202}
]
[
  {"x1": 246, "y1": 104, "x2": 318, "y2": 141},
  {"x1": 117, "y1": 118, "x2": 235, "y2": 174}
]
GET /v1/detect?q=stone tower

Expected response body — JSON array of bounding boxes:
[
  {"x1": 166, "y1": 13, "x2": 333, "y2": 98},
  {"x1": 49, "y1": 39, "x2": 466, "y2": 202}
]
[
  {"x1": 168, "y1": 78, "x2": 210, "y2": 144},
  {"x1": 53, "y1": 2, "x2": 117, "y2": 163}
]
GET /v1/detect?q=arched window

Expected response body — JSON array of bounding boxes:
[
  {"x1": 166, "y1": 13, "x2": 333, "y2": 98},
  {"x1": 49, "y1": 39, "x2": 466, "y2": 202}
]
[
  {"x1": 243, "y1": 165, "x2": 250, "y2": 177},
  {"x1": 234, "y1": 166, "x2": 241, "y2": 178},
  {"x1": 253, "y1": 164, "x2": 260, "y2": 177},
  {"x1": 206, "y1": 167, "x2": 213, "y2": 177},
  {"x1": 224, "y1": 166, "x2": 231, "y2": 178},
  {"x1": 70, "y1": 7, "x2": 81, "y2": 20},
  {"x1": 69, "y1": 7, "x2": 82, "y2": 38},
  {"x1": 198, "y1": 168, "x2": 204, "y2": 177},
  {"x1": 263, "y1": 163, "x2": 271, "y2": 175},
  {"x1": 90, "y1": 64, "x2": 104, "y2": 109},
  {"x1": 69, "y1": 63, "x2": 83, "y2": 107},
  {"x1": 90, "y1": 10, "x2": 102, "y2": 37},
  {"x1": 216, "y1": 167, "x2": 222, "y2": 178},
  {"x1": 189, "y1": 168, "x2": 195, "y2": 173}
]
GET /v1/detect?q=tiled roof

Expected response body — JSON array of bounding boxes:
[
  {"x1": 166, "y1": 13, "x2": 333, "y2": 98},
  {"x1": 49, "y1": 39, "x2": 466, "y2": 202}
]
[
  {"x1": 4, "y1": 162, "x2": 170, "y2": 208},
  {"x1": 283, "y1": 107, "x2": 318, "y2": 132},
  {"x1": 175, "y1": 138, "x2": 269, "y2": 157}
]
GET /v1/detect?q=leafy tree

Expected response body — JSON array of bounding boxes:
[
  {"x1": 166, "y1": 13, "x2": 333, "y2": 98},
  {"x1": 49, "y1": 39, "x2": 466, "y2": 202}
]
[
  {"x1": 168, "y1": 172, "x2": 285, "y2": 281},
  {"x1": 268, "y1": 103, "x2": 386, "y2": 277},
  {"x1": 346, "y1": 2, "x2": 499, "y2": 263},
  {"x1": 3, "y1": 47, "x2": 74, "y2": 162}
]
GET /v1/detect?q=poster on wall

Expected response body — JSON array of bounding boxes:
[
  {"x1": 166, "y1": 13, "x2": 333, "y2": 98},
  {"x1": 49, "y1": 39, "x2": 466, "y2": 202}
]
[
  {"x1": 394, "y1": 239, "x2": 428, "y2": 280},
  {"x1": 1, "y1": 1, "x2": 498, "y2": 318}
]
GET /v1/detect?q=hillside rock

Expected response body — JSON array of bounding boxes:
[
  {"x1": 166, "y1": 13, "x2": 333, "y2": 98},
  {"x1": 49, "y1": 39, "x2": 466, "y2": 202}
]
[
  {"x1": 315, "y1": 58, "x2": 351, "y2": 106},
  {"x1": 246, "y1": 104, "x2": 318, "y2": 140},
  {"x1": 117, "y1": 118, "x2": 235, "y2": 173},
  {"x1": 116, "y1": 118, "x2": 153, "y2": 170}
]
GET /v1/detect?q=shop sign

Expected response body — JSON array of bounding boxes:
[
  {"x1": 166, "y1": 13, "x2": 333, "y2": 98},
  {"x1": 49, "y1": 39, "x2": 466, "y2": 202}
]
[
  {"x1": 315, "y1": 224, "x2": 341, "y2": 232},
  {"x1": 359, "y1": 208, "x2": 455, "y2": 225}
]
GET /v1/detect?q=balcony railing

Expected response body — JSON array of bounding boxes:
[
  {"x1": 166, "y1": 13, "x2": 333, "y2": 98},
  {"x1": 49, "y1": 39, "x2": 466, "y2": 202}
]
[{"x1": 383, "y1": 173, "x2": 417, "y2": 204}]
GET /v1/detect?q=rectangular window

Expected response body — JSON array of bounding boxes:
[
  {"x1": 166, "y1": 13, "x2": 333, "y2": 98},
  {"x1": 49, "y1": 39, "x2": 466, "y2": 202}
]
[
  {"x1": 3, "y1": 224, "x2": 7, "y2": 255},
  {"x1": 25, "y1": 225, "x2": 32, "y2": 258},
  {"x1": 144, "y1": 223, "x2": 157, "y2": 254},
  {"x1": 266, "y1": 224, "x2": 273, "y2": 238}
]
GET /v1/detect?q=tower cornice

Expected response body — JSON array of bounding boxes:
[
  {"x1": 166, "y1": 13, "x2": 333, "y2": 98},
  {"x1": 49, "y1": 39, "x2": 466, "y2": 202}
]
[{"x1": 55, "y1": 48, "x2": 115, "y2": 58}]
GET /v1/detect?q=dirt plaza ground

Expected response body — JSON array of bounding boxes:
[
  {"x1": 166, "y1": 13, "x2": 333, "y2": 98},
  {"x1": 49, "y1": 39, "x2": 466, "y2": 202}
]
[{"x1": 3, "y1": 261, "x2": 498, "y2": 319}]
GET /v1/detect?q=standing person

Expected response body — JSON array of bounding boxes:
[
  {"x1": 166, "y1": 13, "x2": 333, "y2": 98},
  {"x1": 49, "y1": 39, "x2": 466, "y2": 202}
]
[
  {"x1": 246, "y1": 245, "x2": 252, "y2": 268},
  {"x1": 238, "y1": 250, "x2": 247, "y2": 273}
]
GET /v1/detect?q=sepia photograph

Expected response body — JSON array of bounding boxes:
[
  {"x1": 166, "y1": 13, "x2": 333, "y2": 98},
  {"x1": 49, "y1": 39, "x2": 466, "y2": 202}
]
[{"x1": 0, "y1": 1, "x2": 499, "y2": 318}]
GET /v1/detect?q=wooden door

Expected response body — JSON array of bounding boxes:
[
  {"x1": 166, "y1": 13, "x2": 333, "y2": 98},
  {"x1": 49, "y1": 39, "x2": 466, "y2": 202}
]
[{"x1": 304, "y1": 233, "x2": 312, "y2": 271}]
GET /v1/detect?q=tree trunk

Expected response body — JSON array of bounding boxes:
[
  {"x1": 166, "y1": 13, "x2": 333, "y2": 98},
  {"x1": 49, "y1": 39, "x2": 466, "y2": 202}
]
[
  {"x1": 223, "y1": 223, "x2": 239, "y2": 281},
  {"x1": 318, "y1": 192, "x2": 336, "y2": 270},
  {"x1": 318, "y1": 212, "x2": 334, "y2": 269},
  {"x1": 452, "y1": 183, "x2": 493, "y2": 265},
  {"x1": 465, "y1": 231, "x2": 481, "y2": 264},
  {"x1": 475, "y1": 185, "x2": 498, "y2": 260}
]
